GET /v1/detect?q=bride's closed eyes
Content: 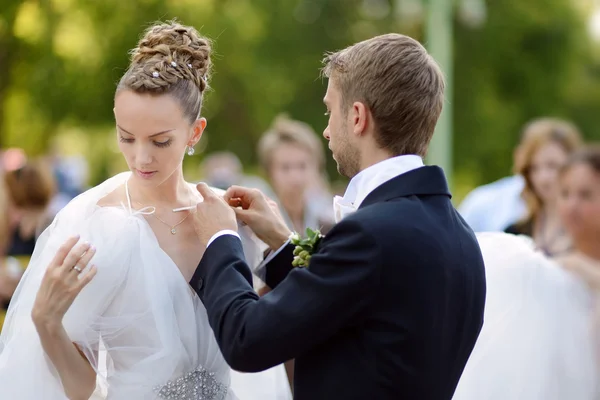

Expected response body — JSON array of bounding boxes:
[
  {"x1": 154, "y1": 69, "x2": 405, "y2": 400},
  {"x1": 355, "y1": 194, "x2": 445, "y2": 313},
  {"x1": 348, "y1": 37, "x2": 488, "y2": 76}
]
[{"x1": 118, "y1": 135, "x2": 173, "y2": 148}]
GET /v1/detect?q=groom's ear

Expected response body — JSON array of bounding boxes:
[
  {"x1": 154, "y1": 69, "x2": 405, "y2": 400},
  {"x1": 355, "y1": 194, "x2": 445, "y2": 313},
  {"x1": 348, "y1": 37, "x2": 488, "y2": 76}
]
[{"x1": 351, "y1": 101, "x2": 370, "y2": 137}]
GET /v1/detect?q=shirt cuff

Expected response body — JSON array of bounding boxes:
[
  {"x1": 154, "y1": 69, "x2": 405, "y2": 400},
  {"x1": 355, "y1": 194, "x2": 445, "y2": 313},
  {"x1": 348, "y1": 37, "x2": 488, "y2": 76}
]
[
  {"x1": 207, "y1": 230, "x2": 241, "y2": 248},
  {"x1": 254, "y1": 239, "x2": 291, "y2": 282}
]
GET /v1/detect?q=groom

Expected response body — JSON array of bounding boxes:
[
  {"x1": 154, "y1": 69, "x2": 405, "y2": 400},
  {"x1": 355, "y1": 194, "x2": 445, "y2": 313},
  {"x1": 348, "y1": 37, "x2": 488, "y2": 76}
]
[{"x1": 192, "y1": 33, "x2": 486, "y2": 399}]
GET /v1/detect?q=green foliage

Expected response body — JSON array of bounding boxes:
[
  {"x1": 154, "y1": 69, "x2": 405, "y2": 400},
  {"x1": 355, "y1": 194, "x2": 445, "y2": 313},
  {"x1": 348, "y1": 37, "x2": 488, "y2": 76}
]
[
  {"x1": 453, "y1": 0, "x2": 593, "y2": 186},
  {"x1": 1, "y1": 0, "x2": 598, "y2": 192}
]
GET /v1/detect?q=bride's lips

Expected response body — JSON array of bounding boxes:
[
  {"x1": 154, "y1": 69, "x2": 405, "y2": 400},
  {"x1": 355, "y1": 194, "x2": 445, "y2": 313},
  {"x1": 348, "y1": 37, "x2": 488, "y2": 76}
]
[{"x1": 135, "y1": 169, "x2": 157, "y2": 179}]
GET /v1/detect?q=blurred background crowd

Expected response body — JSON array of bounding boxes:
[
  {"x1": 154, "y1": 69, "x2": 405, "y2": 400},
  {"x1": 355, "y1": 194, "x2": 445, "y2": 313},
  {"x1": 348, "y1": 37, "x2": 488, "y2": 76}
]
[{"x1": 2, "y1": 0, "x2": 600, "y2": 334}]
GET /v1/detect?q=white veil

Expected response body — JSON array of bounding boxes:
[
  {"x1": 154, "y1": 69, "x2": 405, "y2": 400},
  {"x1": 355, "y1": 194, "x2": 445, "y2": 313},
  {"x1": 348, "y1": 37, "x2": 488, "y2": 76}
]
[{"x1": 0, "y1": 172, "x2": 265, "y2": 399}]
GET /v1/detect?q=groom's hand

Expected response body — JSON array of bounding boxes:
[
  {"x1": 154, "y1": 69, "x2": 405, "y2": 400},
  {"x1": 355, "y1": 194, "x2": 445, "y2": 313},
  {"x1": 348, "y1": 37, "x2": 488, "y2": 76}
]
[
  {"x1": 224, "y1": 186, "x2": 292, "y2": 250},
  {"x1": 194, "y1": 183, "x2": 238, "y2": 247}
]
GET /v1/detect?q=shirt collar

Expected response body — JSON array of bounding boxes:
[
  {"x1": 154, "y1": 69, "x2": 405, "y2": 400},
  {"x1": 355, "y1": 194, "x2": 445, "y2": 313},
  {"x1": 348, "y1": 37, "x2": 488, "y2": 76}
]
[{"x1": 341, "y1": 155, "x2": 424, "y2": 208}]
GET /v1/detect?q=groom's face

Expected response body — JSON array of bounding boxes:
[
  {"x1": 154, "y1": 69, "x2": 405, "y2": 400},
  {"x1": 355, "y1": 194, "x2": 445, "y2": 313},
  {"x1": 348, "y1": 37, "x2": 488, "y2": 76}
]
[{"x1": 323, "y1": 80, "x2": 360, "y2": 178}]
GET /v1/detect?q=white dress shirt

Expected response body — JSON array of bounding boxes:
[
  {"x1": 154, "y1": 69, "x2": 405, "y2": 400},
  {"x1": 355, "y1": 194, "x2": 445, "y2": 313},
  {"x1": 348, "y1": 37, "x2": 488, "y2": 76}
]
[
  {"x1": 458, "y1": 175, "x2": 526, "y2": 232},
  {"x1": 333, "y1": 154, "x2": 424, "y2": 222},
  {"x1": 207, "y1": 229, "x2": 240, "y2": 247}
]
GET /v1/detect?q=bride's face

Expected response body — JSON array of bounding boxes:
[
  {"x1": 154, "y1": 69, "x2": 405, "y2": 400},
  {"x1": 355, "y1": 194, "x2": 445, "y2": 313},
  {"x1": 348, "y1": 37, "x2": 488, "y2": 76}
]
[{"x1": 113, "y1": 90, "x2": 205, "y2": 186}]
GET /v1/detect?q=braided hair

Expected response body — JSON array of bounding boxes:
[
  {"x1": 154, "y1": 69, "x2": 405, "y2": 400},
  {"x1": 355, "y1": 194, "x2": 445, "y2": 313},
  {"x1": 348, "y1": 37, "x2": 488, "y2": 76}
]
[{"x1": 117, "y1": 20, "x2": 212, "y2": 123}]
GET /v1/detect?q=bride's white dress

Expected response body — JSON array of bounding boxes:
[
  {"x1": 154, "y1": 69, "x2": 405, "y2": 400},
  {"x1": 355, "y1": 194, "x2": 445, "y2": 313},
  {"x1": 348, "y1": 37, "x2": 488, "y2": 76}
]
[
  {"x1": 454, "y1": 232, "x2": 600, "y2": 399},
  {"x1": 0, "y1": 172, "x2": 291, "y2": 400}
]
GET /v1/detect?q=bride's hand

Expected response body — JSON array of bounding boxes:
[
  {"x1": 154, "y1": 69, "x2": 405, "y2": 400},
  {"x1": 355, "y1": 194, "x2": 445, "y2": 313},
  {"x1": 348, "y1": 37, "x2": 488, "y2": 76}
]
[{"x1": 31, "y1": 236, "x2": 97, "y2": 329}]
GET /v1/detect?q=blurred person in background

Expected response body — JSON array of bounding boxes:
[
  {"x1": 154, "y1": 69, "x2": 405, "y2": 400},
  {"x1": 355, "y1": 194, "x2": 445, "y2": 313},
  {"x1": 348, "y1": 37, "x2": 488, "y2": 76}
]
[
  {"x1": 0, "y1": 174, "x2": 11, "y2": 304},
  {"x1": 454, "y1": 145, "x2": 600, "y2": 400},
  {"x1": 0, "y1": 159, "x2": 56, "y2": 329},
  {"x1": 258, "y1": 114, "x2": 335, "y2": 236},
  {"x1": 0, "y1": 148, "x2": 28, "y2": 297},
  {"x1": 256, "y1": 114, "x2": 336, "y2": 391},
  {"x1": 504, "y1": 118, "x2": 582, "y2": 256},
  {"x1": 201, "y1": 151, "x2": 274, "y2": 196},
  {"x1": 458, "y1": 155, "x2": 526, "y2": 233},
  {"x1": 458, "y1": 118, "x2": 581, "y2": 233},
  {"x1": 1, "y1": 148, "x2": 27, "y2": 173},
  {"x1": 556, "y1": 145, "x2": 600, "y2": 292},
  {"x1": 46, "y1": 143, "x2": 89, "y2": 218}
]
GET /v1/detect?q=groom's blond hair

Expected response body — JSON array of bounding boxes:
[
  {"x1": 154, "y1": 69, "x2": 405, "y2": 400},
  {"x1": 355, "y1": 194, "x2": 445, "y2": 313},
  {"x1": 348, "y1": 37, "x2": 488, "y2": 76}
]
[{"x1": 322, "y1": 34, "x2": 445, "y2": 157}]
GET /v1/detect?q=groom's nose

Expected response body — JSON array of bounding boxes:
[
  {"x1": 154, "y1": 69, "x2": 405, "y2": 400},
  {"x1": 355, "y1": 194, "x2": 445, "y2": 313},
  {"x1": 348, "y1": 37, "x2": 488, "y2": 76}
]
[{"x1": 323, "y1": 125, "x2": 330, "y2": 140}]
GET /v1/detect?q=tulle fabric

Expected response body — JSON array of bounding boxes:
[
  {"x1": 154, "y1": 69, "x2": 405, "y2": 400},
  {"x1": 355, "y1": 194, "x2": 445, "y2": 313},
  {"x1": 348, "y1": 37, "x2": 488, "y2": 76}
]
[
  {"x1": 453, "y1": 232, "x2": 600, "y2": 400},
  {"x1": 0, "y1": 172, "x2": 266, "y2": 399}
]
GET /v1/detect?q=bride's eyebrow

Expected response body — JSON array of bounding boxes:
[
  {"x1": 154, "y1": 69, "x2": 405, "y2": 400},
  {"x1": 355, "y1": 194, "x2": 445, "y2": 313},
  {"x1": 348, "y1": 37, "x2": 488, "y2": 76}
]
[{"x1": 117, "y1": 125, "x2": 175, "y2": 137}]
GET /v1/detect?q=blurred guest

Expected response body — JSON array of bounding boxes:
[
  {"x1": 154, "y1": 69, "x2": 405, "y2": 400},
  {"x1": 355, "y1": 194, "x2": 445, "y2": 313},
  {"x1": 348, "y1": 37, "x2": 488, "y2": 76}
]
[
  {"x1": 556, "y1": 145, "x2": 600, "y2": 288},
  {"x1": 1, "y1": 148, "x2": 27, "y2": 173},
  {"x1": 453, "y1": 146, "x2": 600, "y2": 400},
  {"x1": 0, "y1": 160, "x2": 56, "y2": 328},
  {"x1": 256, "y1": 114, "x2": 335, "y2": 392},
  {"x1": 47, "y1": 149, "x2": 89, "y2": 218},
  {"x1": 504, "y1": 118, "x2": 582, "y2": 256},
  {"x1": 458, "y1": 175, "x2": 525, "y2": 232},
  {"x1": 0, "y1": 176, "x2": 11, "y2": 301},
  {"x1": 554, "y1": 145, "x2": 600, "y2": 385},
  {"x1": 258, "y1": 114, "x2": 334, "y2": 235},
  {"x1": 201, "y1": 151, "x2": 274, "y2": 195},
  {"x1": 458, "y1": 119, "x2": 549, "y2": 232}
]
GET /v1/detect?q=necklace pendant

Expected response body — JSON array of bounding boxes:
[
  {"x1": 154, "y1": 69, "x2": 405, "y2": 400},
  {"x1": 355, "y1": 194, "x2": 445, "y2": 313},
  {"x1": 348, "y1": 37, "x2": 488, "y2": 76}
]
[{"x1": 170, "y1": 228, "x2": 177, "y2": 235}]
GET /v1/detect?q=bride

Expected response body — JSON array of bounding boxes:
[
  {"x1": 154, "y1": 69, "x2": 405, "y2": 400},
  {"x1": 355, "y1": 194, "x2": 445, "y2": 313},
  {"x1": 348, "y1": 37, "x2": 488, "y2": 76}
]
[
  {"x1": 454, "y1": 146, "x2": 600, "y2": 399},
  {"x1": 0, "y1": 21, "x2": 290, "y2": 399}
]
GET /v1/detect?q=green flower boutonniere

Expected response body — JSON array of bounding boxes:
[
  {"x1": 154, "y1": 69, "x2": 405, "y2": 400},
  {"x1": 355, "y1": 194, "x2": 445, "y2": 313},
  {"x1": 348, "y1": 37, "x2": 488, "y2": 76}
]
[{"x1": 290, "y1": 228, "x2": 324, "y2": 267}]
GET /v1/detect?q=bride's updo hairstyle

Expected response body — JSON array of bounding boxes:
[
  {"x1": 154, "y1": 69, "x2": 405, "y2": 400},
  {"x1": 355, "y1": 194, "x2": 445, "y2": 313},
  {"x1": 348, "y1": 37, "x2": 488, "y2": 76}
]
[{"x1": 116, "y1": 20, "x2": 212, "y2": 123}]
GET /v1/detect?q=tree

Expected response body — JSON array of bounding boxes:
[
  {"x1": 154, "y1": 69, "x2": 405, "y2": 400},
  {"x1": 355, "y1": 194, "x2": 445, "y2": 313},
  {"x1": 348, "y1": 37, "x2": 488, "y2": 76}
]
[
  {"x1": 453, "y1": 0, "x2": 591, "y2": 188},
  {"x1": 1, "y1": 0, "x2": 599, "y2": 191}
]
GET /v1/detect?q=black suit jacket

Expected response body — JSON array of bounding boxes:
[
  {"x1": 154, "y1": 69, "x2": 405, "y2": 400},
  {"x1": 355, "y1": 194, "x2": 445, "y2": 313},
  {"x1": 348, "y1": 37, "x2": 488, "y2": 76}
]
[{"x1": 191, "y1": 166, "x2": 486, "y2": 400}]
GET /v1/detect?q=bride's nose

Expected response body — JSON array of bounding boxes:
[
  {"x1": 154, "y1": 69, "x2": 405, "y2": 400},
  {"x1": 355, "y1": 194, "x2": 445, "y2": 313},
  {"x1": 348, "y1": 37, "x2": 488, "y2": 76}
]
[{"x1": 135, "y1": 145, "x2": 153, "y2": 166}]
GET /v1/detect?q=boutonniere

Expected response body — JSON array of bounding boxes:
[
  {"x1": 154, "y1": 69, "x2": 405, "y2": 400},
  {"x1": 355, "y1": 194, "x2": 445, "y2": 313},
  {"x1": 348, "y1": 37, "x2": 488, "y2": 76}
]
[{"x1": 290, "y1": 228, "x2": 324, "y2": 267}]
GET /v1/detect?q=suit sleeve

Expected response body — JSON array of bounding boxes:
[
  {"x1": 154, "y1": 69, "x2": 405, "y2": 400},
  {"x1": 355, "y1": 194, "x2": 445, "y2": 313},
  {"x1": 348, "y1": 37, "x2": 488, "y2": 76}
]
[
  {"x1": 263, "y1": 243, "x2": 295, "y2": 289},
  {"x1": 190, "y1": 219, "x2": 381, "y2": 372}
]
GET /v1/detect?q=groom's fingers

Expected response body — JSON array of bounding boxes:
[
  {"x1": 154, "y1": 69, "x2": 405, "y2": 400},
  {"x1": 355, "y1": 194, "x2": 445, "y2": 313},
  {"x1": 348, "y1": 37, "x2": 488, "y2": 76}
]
[
  {"x1": 224, "y1": 186, "x2": 261, "y2": 208},
  {"x1": 224, "y1": 185, "x2": 250, "y2": 202},
  {"x1": 226, "y1": 197, "x2": 244, "y2": 208},
  {"x1": 232, "y1": 207, "x2": 255, "y2": 225}
]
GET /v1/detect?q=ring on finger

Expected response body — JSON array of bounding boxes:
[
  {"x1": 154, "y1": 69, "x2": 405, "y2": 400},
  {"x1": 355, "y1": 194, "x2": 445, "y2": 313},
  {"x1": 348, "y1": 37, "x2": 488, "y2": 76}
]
[{"x1": 72, "y1": 265, "x2": 83, "y2": 273}]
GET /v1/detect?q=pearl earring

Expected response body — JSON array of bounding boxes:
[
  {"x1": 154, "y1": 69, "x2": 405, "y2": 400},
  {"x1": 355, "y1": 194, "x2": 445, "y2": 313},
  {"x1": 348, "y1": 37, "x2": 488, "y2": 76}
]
[{"x1": 187, "y1": 146, "x2": 195, "y2": 156}]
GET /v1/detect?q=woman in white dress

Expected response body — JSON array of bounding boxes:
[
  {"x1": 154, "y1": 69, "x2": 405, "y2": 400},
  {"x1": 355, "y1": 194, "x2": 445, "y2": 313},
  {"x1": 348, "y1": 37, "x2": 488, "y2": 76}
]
[
  {"x1": 0, "y1": 21, "x2": 290, "y2": 400},
  {"x1": 454, "y1": 146, "x2": 600, "y2": 399}
]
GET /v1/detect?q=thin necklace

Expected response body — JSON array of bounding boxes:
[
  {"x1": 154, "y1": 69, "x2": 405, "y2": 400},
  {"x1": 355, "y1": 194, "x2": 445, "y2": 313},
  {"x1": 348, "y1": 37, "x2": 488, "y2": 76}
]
[
  {"x1": 133, "y1": 187, "x2": 194, "y2": 235},
  {"x1": 151, "y1": 210, "x2": 191, "y2": 235}
]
